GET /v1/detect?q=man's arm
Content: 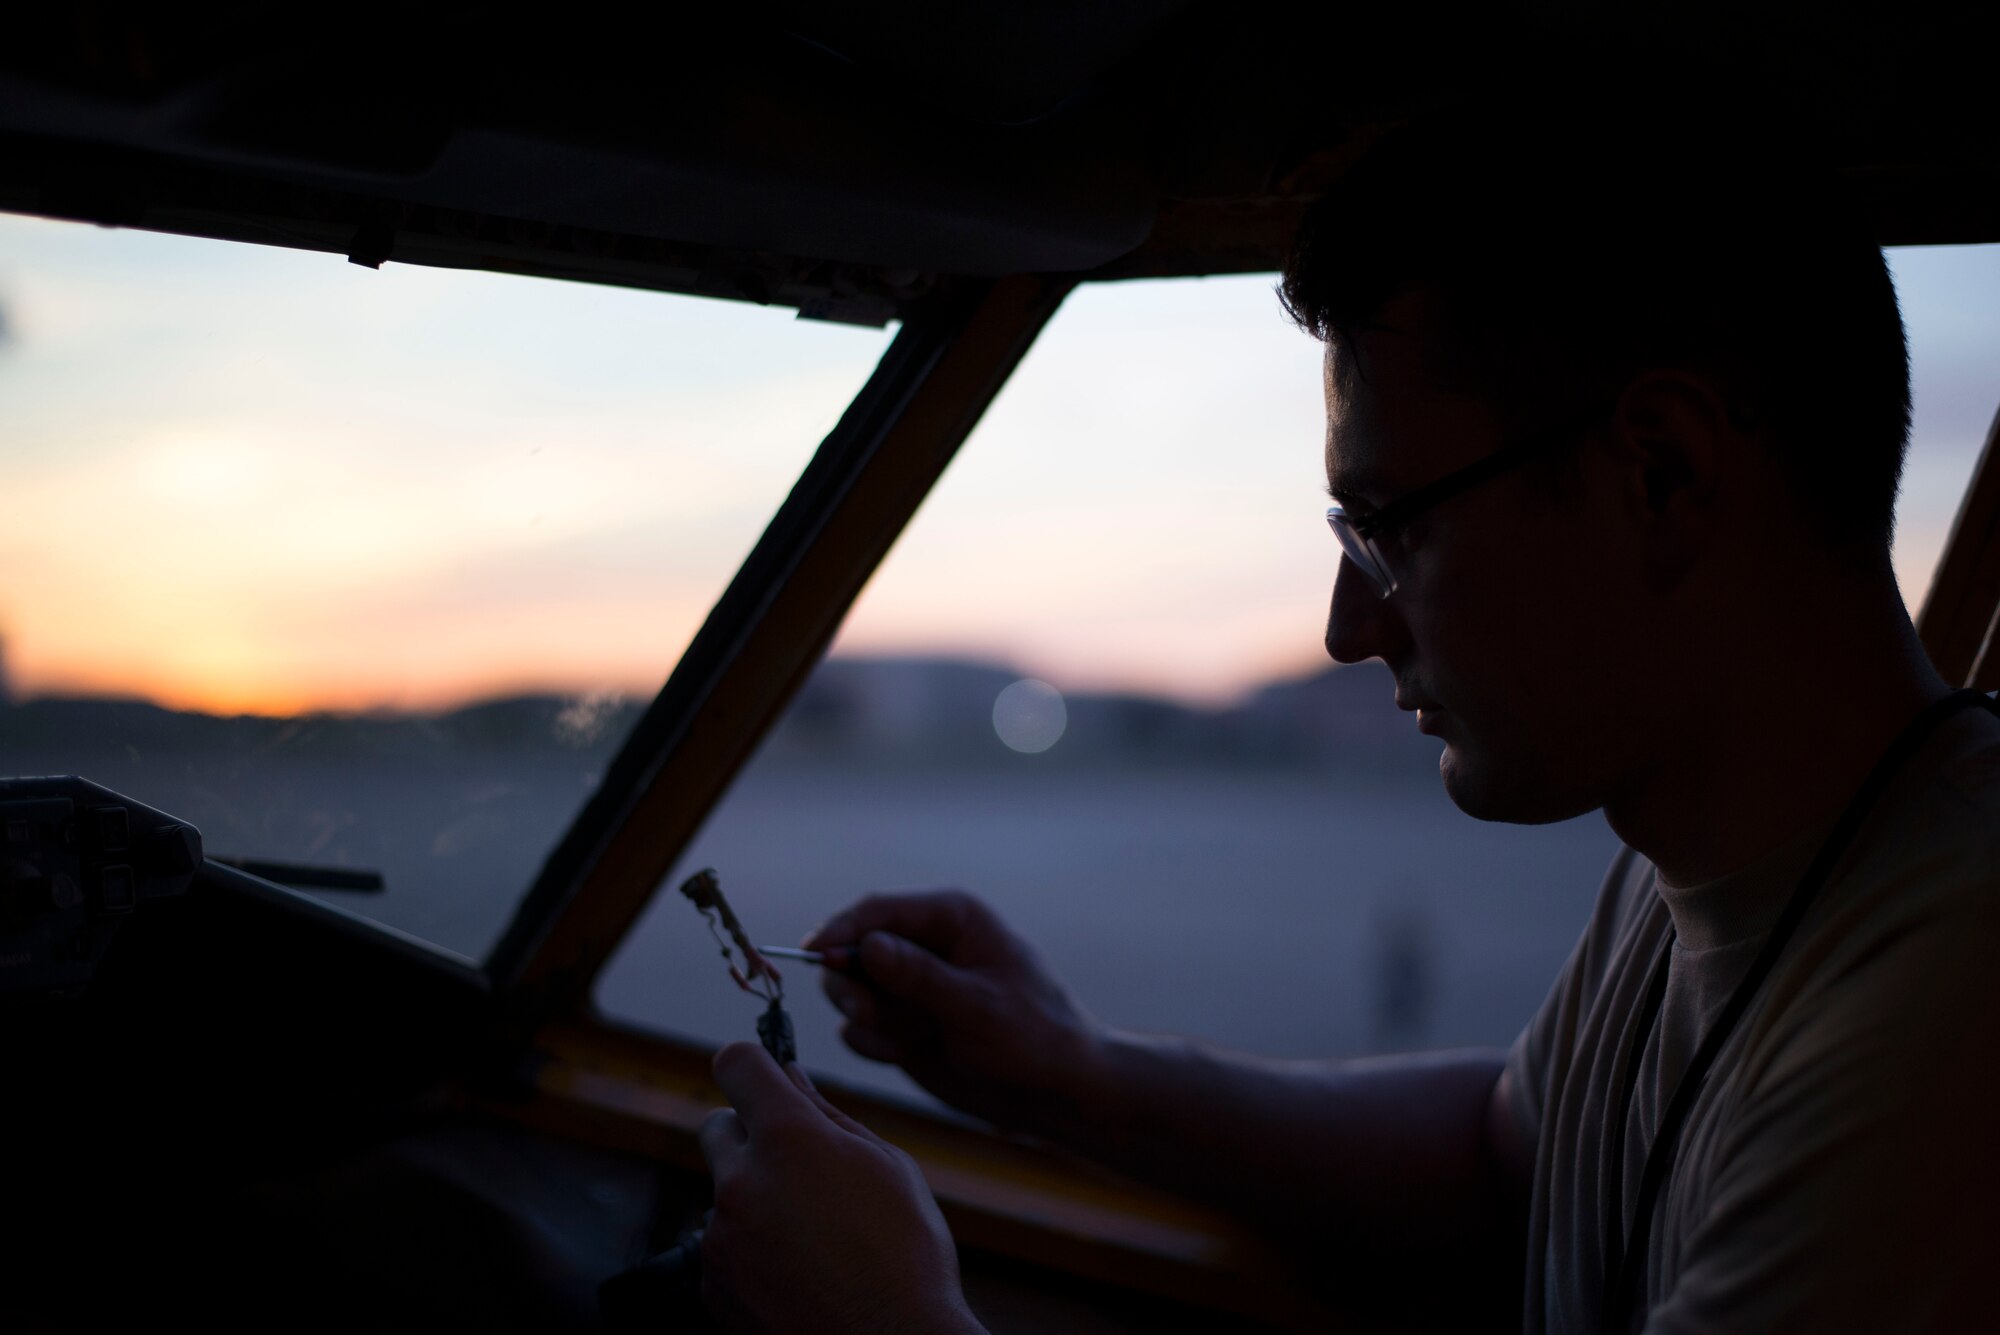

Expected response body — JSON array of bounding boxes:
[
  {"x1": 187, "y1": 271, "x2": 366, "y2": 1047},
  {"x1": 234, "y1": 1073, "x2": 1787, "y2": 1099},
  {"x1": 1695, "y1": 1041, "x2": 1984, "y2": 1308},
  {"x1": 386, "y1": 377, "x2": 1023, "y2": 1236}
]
[
  {"x1": 807, "y1": 891, "x2": 1535, "y2": 1256},
  {"x1": 1062, "y1": 1034, "x2": 1532, "y2": 1251}
]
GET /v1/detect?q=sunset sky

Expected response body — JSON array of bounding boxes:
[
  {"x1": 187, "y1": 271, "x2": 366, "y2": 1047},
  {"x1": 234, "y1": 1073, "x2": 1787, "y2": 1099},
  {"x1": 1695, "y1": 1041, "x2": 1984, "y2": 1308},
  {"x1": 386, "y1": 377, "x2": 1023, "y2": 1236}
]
[{"x1": 1, "y1": 212, "x2": 1995, "y2": 716}]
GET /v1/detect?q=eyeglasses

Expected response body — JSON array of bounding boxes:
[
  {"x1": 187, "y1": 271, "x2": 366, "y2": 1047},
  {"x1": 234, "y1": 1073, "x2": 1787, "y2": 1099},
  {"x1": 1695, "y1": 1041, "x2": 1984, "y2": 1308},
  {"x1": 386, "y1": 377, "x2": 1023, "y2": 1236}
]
[{"x1": 1325, "y1": 408, "x2": 1603, "y2": 597}]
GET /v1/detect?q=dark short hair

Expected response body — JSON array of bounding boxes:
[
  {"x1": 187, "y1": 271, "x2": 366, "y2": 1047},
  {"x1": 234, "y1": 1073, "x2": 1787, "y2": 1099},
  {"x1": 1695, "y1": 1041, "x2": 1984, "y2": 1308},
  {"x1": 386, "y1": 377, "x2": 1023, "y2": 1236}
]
[{"x1": 1279, "y1": 106, "x2": 1911, "y2": 559}]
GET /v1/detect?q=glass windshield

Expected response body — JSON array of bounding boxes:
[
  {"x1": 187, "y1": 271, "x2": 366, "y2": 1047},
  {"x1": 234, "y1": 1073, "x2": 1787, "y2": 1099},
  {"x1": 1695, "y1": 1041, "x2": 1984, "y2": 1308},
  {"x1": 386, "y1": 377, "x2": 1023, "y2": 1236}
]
[
  {"x1": 0, "y1": 212, "x2": 895, "y2": 960},
  {"x1": 598, "y1": 253, "x2": 1999, "y2": 1105},
  {"x1": 1886, "y1": 244, "x2": 2000, "y2": 604}
]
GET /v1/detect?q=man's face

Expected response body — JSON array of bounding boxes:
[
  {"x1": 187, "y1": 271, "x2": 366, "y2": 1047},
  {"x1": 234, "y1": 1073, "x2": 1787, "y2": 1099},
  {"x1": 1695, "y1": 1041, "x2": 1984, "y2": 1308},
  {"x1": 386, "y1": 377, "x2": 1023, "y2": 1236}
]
[{"x1": 1322, "y1": 294, "x2": 1653, "y2": 824}]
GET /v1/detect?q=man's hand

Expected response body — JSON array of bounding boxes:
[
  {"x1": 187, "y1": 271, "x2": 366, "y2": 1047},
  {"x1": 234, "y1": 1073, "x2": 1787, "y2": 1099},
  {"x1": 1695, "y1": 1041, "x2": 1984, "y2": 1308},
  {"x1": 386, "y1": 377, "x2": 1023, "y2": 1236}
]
[
  {"x1": 698, "y1": 1042, "x2": 986, "y2": 1335},
  {"x1": 789, "y1": 895, "x2": 1525, "y2": 1325},
  {"x1": 803, "y1": 891, "x2": 1103, "y2": 1137}
]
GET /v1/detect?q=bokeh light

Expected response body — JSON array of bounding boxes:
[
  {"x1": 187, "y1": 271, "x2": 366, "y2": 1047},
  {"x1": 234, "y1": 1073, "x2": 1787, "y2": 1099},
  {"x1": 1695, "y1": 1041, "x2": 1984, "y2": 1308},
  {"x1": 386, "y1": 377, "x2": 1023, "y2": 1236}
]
[{"x1": 991, "y1": 678, "x2": 1066, "y2": 753}]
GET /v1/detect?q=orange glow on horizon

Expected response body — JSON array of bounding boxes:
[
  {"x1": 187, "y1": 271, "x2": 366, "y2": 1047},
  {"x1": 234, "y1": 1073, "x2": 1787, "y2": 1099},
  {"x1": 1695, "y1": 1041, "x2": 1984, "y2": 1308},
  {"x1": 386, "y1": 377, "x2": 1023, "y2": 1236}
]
[
  {"x1": 0, "y1": 511, "x2": 1956, "y2": 719},
  {"x1": 0, "y1": 215, "x2": 1985, "y2": 724},
  {"x1": 4, "y1": 622, "x2": 1333, "y2": 718},
  {"x1": 6, "y1": 655, "x2": 661, "y2": 718}
]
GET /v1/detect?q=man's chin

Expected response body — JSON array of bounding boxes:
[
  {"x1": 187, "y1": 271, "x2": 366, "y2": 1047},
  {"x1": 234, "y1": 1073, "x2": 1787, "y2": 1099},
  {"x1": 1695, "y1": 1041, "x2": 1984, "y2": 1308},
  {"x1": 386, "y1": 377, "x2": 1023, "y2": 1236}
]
[{"x1": 1438, "y1": 743, "x2": 1592, "y2": 826}]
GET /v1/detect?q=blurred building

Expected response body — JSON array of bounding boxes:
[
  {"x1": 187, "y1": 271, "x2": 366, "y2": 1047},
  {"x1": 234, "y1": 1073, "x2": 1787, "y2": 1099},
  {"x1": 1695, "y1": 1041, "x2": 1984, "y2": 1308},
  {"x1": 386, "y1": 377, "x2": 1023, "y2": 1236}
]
[
  {"x1": 772, "y1": 656, "x2": 1017, "y2": 764},
  {"x1": 762, "y1": 654, "x2": 1440, "y2": 775},
  {"x1": 0, "y1": 649, "x2": 1441, "y2": 777}
]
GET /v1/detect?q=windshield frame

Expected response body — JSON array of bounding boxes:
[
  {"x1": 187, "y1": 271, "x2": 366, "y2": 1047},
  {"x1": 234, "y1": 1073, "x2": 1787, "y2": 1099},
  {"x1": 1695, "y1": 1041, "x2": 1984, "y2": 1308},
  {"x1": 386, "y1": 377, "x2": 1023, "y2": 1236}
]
[{"x1": 485, "y1": 274, "x2": 1073, "y2": 1015}]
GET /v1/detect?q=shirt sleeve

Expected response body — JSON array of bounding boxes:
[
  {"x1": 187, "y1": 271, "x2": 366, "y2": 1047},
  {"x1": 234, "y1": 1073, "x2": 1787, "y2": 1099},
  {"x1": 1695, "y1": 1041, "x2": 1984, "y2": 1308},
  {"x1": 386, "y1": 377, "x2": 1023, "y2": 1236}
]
[{"x1": 1506, "y1": 843, "x2": 1646, "y2": 1141}]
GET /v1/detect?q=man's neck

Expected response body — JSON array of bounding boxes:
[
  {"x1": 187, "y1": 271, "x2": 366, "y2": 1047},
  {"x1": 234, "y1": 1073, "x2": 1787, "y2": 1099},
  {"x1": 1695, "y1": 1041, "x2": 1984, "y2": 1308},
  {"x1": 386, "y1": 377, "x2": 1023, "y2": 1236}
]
[{"x1": 1603, "y1": 576, "x2": 1950, "y2": 889}]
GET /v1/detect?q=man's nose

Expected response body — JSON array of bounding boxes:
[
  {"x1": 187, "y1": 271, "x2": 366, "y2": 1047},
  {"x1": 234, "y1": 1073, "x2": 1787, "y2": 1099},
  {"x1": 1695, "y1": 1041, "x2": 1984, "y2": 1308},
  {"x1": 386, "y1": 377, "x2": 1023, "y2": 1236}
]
[{"x1": 1325, "y1": 555, "x2": 1409, "y2": 665}]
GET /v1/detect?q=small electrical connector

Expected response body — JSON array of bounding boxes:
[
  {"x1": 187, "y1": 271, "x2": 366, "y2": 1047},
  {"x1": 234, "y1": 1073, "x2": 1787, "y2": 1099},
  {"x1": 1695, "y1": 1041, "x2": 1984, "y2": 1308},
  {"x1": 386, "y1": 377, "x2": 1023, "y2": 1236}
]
[{"x1": 678, "y1": 868, "x2": 795, "y2": 1064}]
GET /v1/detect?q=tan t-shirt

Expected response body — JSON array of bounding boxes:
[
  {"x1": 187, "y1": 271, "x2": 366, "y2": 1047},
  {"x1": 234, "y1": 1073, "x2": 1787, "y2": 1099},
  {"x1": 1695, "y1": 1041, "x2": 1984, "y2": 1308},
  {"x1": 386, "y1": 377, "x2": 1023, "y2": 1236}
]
[{"x1": 1507, "y1": 705, "x2": 2000, "y2": 1333}]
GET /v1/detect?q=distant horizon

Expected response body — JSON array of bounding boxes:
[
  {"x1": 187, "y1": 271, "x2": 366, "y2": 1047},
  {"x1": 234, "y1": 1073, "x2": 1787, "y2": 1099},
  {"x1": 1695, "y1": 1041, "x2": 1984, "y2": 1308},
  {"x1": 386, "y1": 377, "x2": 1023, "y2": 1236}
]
[{"x1": 0, "y1": 646, "x2": 1356, "y2": 722}]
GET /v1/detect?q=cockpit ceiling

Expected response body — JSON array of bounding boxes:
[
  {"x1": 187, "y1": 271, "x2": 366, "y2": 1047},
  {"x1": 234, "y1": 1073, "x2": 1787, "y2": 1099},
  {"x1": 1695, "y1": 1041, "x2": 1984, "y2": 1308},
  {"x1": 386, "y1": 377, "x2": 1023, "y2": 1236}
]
[{"x1": 2, "y1": 3, "x2": 1998, "y2": 316}]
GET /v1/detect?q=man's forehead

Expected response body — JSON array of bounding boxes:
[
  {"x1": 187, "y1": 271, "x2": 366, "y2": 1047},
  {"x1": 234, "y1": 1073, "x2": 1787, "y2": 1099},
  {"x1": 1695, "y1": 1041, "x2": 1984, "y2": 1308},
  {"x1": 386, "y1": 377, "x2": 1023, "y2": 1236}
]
[
  {"x1": 1322, "y1": 382, "x2": 1382, "y2": 501},
  {"x1": 1321, "y1": 336, "x2": 1417, "y2": 502},
  {"x1": 1322, "y1": 286, "x2": 1455, "y2": 391},
  {"x1": 1321, "y1": 333, "x2": 1504, "y2": 504}
]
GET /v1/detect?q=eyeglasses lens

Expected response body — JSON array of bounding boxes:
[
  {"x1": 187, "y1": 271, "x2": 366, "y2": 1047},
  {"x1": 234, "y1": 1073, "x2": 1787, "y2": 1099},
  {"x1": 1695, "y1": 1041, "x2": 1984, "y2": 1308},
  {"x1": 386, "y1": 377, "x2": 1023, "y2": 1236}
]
[{"x1": 1325, "y1": 510, "x2": 1394, "y2": 597}]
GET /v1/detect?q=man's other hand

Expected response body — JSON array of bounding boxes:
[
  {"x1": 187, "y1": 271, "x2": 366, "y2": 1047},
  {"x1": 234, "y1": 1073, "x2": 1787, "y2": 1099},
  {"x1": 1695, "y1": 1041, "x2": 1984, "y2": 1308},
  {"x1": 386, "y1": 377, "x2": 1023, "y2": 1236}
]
[
  {"x1": 698, "y1": 1042, "x2": 985, "y2": 1335},
  {"x1": 804, "y1": 890, "x2": 1102, "y2": 1137}
]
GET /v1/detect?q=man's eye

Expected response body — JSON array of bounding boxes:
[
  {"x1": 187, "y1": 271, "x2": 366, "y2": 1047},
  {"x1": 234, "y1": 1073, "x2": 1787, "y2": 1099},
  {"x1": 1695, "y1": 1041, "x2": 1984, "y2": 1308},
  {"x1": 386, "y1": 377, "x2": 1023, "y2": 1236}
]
[{"x1": 1378, "y1": 514, "x2": 1423, "y2": 551}]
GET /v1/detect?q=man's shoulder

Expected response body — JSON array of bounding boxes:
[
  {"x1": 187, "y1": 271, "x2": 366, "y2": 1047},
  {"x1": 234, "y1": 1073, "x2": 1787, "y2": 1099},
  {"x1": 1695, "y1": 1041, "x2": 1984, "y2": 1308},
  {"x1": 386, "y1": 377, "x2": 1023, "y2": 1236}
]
[
  {"x1": 1863, "y1": 702, "x2": 2000, "y2": 911},
  {"x1": 1934, "y1": 702, "x2": 2000, "y2": 821},
  {"x1": 1752, "y1": 705, "x2": 2000, "y2": 1067}
]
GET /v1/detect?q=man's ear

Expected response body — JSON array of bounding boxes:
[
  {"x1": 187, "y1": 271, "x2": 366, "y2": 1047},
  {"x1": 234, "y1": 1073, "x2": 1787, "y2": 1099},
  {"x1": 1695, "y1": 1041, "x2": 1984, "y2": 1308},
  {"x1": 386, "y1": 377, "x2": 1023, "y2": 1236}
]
[{"x1": 1608, "y1": 371, "x2": 1730, "y2": 589}]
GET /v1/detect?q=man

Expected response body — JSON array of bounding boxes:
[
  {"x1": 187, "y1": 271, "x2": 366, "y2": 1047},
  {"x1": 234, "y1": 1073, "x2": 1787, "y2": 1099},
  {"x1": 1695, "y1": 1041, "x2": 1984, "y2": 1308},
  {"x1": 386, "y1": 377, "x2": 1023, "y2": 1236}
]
[{"x1": 694, "y1": 110, "x2": 2000, "y2": 1332}]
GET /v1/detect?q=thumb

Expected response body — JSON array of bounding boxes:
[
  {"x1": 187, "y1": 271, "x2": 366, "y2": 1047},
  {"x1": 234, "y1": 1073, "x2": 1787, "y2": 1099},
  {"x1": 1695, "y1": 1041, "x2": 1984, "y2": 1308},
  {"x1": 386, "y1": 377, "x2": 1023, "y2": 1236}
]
[
  {"x1": 859, "y1": 931, "x2": 972, "y2": 1019},
  {"x1": 783, "y1": 1062, "x2": 872, "y2": 1139}
]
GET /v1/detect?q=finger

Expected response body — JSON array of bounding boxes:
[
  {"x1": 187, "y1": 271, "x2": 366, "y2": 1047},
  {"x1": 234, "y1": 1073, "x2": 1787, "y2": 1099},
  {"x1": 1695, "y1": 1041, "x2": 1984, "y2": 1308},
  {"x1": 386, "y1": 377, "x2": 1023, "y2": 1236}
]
[
  {"x1": 840, "y1": 1020, "x2": 909, "y2": 1066},
  {"x1": 711, "y1": 1041, "x2": 813, "y2": 1135},
  {"x1": 822, "y1": 970, "x2": 875, "y2": 1025},
  {"x1": 782, "y1": 1061, "x2": 871, "y2": 1138},
  {"x1": 698, "y1": 1106, "x2": 747, "y2": 1172},
  {"x1": 858, "y1": 930, "x2": 976, "y2": 1021},
  {"x1": 825, "y1": 958, "x2": 945, "y2": 1054},
  {"x1": 803, "y1": 889, "x2": 982, "y2": 952}
]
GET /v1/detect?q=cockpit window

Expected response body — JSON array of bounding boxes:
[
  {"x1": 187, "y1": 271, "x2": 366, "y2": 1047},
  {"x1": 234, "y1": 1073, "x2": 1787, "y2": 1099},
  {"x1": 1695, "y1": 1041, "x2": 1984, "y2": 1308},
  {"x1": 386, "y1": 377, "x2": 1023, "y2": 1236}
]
[
  {"x1": 596, "y1": 256, "x2": 2000, "y2": 1105},
  {"x1": 0, "y1": 212, "x2": 895, "y2": 960},
  {"x1": 1887, "y1": 244, "x2": 2000, "y2": 602}
]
